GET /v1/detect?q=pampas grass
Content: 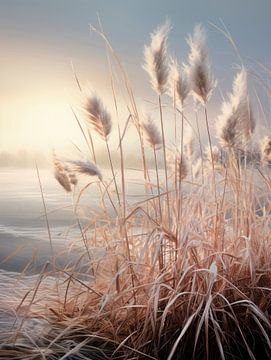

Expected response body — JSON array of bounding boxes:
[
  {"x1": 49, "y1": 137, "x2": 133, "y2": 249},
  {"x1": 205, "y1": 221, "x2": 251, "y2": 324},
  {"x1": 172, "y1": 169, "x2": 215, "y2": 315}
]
[
  {"x1": 185, "y1": 24, "x2": 216, "y2": 105},
  {"x1": 142, "y1": 115, "x2": 163, "y2": 225},
  {"x1": 83, "y1": 93, "x2": 112, "y2": 140},
  {"x1": 169, "y1": 58, "x2": 189, "y2": 110},
  {"x1": 185, "y1": 24, "x2": 217, "y2": 196},
  {"x1": 4, "y1": 20, "x2": 271, "y2": 360},
  {"x1": 67, "y1": 159, "x2": 103, "y2": 181},
  {"x1": 216, "y1": 68, "x2": 255, "y2": 151},
  {"x1": 142, "y1": 116, "x2": 162, "y2": 150},
  {"x1": 83, "y1": 92, "x2": 120, "y2": 204},
  {"x1": 143, "y1": 20, "x2": 171, "y2": 218},
  {"x1": 143, "y1": 20, "x2": 171, "y2": 95},
  {"x1": 53, "y1": 158, "x2": 72, "y2": 192}
]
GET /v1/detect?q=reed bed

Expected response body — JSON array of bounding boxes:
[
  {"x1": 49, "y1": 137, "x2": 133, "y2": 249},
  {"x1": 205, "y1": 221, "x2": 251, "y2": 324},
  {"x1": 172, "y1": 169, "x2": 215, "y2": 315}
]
[{"x1": 1, "y1": 22, "x2": 271, "y2": 359}]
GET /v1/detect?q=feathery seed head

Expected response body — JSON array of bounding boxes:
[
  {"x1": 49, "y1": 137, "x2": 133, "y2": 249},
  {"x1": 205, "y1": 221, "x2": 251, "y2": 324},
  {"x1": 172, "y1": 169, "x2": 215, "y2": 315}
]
[
  {"x1": 143, "y1": 21, "x2": 171, "y2": 95},
  {"x1": 68, "y1": 160, "x2": 103, "y2": 181},
  {"x1": 185, "y1": 24, "x2": 216, "y2": 104},
  {"x1": 83, "y1": 94, "x2": 112, "y2": 140},
  {"x1": 141, "y1": 116, "x2": 162, "y2": 150},
  {"x1": 169, "y1": 58, "x2": 189, "y2": 109},
  {"x1": 53, "y1": 158, "x2": 72, "y2": 192},
  {"x1": 216, "y1": 68, "x2": 255, "y2": 150}
]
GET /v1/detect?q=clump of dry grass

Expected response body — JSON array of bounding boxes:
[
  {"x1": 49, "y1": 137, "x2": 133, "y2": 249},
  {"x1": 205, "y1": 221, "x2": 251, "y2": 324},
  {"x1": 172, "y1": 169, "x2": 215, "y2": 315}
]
[{"x1": 3, "y1": 20, "x2": 271, "y2": 360}]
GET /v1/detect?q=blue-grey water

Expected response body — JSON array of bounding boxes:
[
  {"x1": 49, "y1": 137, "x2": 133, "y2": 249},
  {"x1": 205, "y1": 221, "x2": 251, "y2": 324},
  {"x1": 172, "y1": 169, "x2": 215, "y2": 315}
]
[{"x1": 0, "y1": 167, "x2": 148, "y2": 274}]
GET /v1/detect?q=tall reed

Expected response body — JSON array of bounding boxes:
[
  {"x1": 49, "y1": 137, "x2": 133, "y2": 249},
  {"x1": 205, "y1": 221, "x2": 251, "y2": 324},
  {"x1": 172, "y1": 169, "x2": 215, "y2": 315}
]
[{"x1": 143, "y1": 21, "x2": 171, "y2": 220}]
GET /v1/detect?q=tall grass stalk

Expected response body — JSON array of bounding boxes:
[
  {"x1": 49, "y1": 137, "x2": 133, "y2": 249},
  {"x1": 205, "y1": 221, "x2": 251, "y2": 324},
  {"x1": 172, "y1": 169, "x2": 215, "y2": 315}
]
[
  {"x1": 153, "y1": 147, "x2": 164, "y2": 270},
  {"x1": 176, "y1": 110, "x2": 185, "y2": 244},
  {"x1": 158, "y1": 95, "x2": 170, "y2": 220},
  {"x1": 195, "y1": 110, "x2": 204, "y2": 183}
]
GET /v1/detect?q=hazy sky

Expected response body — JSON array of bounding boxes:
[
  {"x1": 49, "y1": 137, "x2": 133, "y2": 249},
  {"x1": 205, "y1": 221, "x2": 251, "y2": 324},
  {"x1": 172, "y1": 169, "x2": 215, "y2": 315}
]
[{"x1": 0, "y1": 0, "x2": 270, "y2": 156}]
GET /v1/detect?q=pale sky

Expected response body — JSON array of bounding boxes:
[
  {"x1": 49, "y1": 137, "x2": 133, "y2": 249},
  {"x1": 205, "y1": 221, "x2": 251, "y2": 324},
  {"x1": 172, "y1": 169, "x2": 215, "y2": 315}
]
[{"x1": 0, "y1": 0, "x2": 270, "y2": 157}]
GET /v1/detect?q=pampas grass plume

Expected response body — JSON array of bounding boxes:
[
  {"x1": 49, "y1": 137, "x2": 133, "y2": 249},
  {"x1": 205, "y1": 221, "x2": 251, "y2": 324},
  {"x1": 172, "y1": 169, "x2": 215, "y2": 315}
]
[
  {"x1": 53, "y1": 158, "x2": 72, "y2": 192},
  {"x1": 83, "y1": 93, "x2": 112, "y2": 140},
  {"x1": 216, "y1": 68, "x2": 255, "y2": 149},
  {"x1": 185, "y1": 24, "x2": 216, "y2": 104},
  {"x1": 68, "y1": 160, "x2": 103, "y2": 181},
  {"x1": 169, "y1": 58, "x2": 189, "y2": 109},
  {"x1": 142, "y1": 116, "x2": 162, "y2": 149},
  {"x1": 143, "y1": 20, "x2": 171, "y2": 95}
]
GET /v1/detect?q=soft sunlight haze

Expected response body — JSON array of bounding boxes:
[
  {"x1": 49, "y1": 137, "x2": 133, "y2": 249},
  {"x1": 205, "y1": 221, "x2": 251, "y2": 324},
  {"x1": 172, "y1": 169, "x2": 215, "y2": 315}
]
[{"x1": 0, "y1": 0, "x2": 271, "y2": 160}]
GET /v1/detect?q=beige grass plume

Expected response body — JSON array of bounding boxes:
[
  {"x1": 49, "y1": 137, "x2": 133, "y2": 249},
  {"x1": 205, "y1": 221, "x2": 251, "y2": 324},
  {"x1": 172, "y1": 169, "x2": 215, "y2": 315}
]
[
  {"x1": 83, "y1": 93, "x2": 112, "y2": 140},
  {"x1": 141, "y1": 116, "x2": 162, "y2": 149},
  {"x1": 216, "y1": 68, "x2": 255, "y2": 150},
  {"x1": 53, "y1": 158, "x2": 72, "y2": 192},
  {"x1": 68, "y1": 160, "x2": 103, "y2": 181},
  {"x1": 185, "y1": 24, "x2": 216, "y2": 104},
  {"x1": 259, "y1": 135, "x2": 271, "y2": 165},
  {"x1": 143, "y1": 20, "x2": 171, "y2": 94},
  {"x1": 169, "y1": 58, "x2": 189, "y2": 109}
]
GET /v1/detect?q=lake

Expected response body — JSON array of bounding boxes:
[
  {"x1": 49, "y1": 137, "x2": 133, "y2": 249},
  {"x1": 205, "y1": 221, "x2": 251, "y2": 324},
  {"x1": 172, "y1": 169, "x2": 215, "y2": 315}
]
[{"x1": 0, "y1": 167, "x2": 149, "y2": 274}]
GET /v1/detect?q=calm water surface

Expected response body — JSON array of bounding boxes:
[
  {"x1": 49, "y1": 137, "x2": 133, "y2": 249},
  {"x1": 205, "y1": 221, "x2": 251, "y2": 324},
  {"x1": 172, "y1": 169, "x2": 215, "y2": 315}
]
[{"x1": 0, "y1": 167, "x2": 147, "y2": 273}]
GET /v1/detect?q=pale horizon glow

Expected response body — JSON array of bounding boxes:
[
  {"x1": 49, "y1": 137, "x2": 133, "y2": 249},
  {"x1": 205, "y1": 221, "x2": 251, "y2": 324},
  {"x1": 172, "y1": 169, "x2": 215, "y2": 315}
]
[{"x1": 0, "y1": 0, "x2": 270, "y2": 159}]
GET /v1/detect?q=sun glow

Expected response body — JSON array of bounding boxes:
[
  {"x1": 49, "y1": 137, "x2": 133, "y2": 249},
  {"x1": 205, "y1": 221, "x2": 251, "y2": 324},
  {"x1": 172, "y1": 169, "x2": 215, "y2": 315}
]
[{"x1": 1, "y1": 97, "x2": 80, "y2": 152}]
